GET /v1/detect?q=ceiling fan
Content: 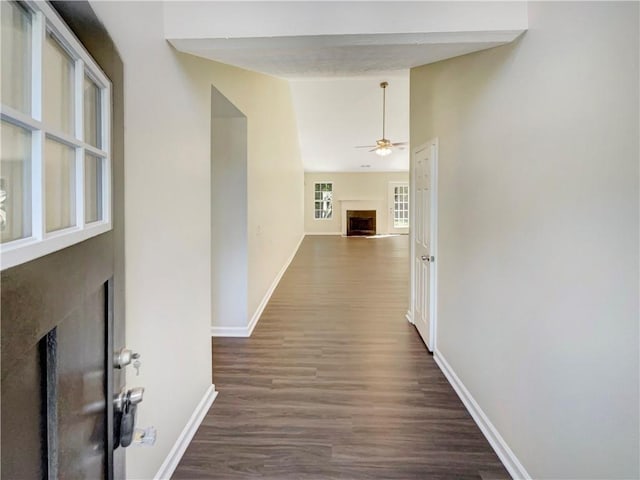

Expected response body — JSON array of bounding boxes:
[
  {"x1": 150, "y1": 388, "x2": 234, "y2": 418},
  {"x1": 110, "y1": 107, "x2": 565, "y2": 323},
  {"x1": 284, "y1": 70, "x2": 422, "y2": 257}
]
[{"x1": 355, "y1": 81, "x2": 407, "y2": 156}]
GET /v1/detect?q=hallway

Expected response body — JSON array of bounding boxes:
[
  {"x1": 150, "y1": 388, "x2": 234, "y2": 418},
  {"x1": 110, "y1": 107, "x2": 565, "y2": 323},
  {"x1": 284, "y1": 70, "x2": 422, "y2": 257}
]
[{"x1": 174, "y1": 235, "x2": 508, "y2": 479}]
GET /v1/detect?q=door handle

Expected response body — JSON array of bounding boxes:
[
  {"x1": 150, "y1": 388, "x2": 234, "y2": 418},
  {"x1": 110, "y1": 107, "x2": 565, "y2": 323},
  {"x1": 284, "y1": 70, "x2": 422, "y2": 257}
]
[
  {"x1": 421, "y1": 255, "x2": 429, "y2": 262},
  {"x1": 114, "y1": 387, "x2": 144, "y2": 448},
  {"x1": 114, "y1": 387, "x2": 144, "y2": 412}
]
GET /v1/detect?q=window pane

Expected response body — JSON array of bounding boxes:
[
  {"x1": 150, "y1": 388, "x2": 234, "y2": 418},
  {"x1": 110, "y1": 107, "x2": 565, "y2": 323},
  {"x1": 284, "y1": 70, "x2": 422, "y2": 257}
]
[
  {"x1": 84, "y1": 153, "x2": 102, "y2": 223},
  {"x1": 84, "y1": 76, "x2": 101, "y2": 148},
  {"x1": 1, "y1": 1, "x2": 32, "y2": 113},
  {"x1": 1, "y1": 121, "x2": 32, "y2": 242},
  {"x1": 44, "y1": 33, "x2": 75, "y2": 135},
  {"x1": 45, "y1": 138, "x2": 76, "y2": 232},
  {"x1": 393, "y1": 184, "x2": 409, "y2": 228}
]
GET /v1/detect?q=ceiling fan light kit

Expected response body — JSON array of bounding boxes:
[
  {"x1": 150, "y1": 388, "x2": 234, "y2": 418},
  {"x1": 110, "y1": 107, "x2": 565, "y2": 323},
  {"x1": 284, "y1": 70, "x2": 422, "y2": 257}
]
[{"x1": 355, "y1": 81, "x2": 407, "y2": 157}]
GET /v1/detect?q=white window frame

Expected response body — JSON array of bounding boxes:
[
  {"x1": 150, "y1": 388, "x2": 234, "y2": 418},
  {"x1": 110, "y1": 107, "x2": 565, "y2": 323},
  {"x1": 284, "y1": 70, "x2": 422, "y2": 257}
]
[
  {"x1": 392, "y1": 182, "x2": 409, "y2": 228},
  {"x1": 313, "y1": 182, "x2": 333, "y2": 220},
  {"x1": 1, "y1": 0, "x2": 112, "y2": 270}
]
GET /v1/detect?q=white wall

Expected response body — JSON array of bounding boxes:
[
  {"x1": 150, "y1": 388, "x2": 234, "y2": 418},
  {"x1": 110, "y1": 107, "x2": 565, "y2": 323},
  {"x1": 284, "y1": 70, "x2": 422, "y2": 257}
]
[
  {"x1": 90, "y1": 1, "x2": 304, "y2": 477},
  {"x1": 164, "y1": 1, "x2": 527, "y2": 39},
  {"x1": 410, "y1": 2, "x2": 639, "y2": 479},
  {"x1": 211, "y1": 99, "x2": 247, "y2": 330},
  {"x1": 305, "y1": 172, "x2": 409, "y2": 235}
]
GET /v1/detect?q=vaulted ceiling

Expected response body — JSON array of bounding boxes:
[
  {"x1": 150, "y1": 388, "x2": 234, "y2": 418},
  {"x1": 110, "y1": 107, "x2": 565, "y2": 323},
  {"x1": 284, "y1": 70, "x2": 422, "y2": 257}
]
[
  {"x1": 165, "y1": 1, "x2": 527, "y2": 172},
  {"x1": 290, "y1": 73, "x2": 410, "y2": 172}
]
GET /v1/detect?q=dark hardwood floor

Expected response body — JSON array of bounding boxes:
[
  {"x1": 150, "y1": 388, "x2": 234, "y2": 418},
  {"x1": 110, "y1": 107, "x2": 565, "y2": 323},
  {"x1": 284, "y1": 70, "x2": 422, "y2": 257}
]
[{"x1": 174, "y1": 235, "x2": 509, "y2": 479}]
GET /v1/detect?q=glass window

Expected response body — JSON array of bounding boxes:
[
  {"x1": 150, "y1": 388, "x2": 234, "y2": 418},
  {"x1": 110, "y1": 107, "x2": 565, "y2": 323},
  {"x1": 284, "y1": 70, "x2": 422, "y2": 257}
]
[
  {"x1": 1, "y1": 121, "x2": 32, "y2": 243},
  {"x1": 0, "y1": 1, "x2": 32, "y2": 114},
  {"x1": 393, "y1": 184, "x2": 409, "y2": 228},
  {"x1": 44, "y1": 32, "x2": 75, "y2": 135},
  {"x1": 314, "y1": 183, "x2": 333, "y2": 219},
  {"x1": 45, "y1": 138, "x2": 76, "y2": 232},
  {"x1": 84, "y1": 153, "x2": 102, "y2": 223},
  {"x1": 84, "y1": 75, "x2": 102, "y2": 148},
  {"x1": 0, "y1": 1, "x2": 111, "y2": 270}
]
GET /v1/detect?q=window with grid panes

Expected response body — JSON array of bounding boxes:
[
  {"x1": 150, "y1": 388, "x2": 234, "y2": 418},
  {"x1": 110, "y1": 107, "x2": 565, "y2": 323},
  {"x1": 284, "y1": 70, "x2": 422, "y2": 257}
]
[
  {"x1": 314, "y1": 182, "x2": 332, "y2": 219},
  {"x1": 393, "y1": 184, "x2": 409, "y2": 228},
  {"x1": 0, "y1": 0, "x2": 111, "y2": 270}
]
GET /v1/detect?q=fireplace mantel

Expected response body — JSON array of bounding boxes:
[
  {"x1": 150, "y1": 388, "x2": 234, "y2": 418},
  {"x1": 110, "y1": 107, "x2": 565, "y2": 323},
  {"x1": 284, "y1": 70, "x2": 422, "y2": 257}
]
[{"x1": 339, "y1": 199, "x2": 383, "y2": 236}]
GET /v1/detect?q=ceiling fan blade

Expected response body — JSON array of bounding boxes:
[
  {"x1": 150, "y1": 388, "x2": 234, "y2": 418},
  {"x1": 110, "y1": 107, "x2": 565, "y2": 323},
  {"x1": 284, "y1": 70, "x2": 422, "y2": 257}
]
[
  {"x1": 392, "y1": 141, "x2": 408, "y2": 146},
  {"x1": 369, "y1": 147, "x2": 379, "y2": 152},
  {"x1": 354, "y1": 145, "x2": 376, "y2": 149}
]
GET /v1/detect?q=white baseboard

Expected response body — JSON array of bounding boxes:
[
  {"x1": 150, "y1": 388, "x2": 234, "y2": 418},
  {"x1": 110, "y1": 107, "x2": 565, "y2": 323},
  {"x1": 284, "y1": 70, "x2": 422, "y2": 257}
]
[
  {"x1": 211, "y1": 234, "x2": 305, "y2": 338},
  {"x1": 434, "y1": 350, "x2": 531, "y2": 480},
  {"x1": 246, "y1": 232, "x2": 304, "y2": 336},
  {"x1": 304, "y1": 231, "x2": 342, "y2": 235},
  {"x1": 209, "y1": 325, "x2": 250, "y2": 337},
  {"x1": 154, "y1": 384, "x2": 218, "y2": 480},
  {"x1": 405, "y1": 309, "x2": 414, "y2": 324}
]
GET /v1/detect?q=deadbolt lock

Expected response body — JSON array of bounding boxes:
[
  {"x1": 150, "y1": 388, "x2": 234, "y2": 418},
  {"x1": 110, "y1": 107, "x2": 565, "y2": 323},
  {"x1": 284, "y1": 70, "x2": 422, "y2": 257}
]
[{"x1": 114, "y1": 348, "x2": 141, "y2": 369}]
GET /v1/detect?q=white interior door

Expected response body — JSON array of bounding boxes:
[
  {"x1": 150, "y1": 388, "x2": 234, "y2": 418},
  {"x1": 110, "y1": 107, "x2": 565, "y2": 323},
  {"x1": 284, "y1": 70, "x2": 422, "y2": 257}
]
[
  {"x1": 412, "y1": 141, "x2": 437, "y2": 351},
  {"x1": 388, "y1": 182, "x2": 409, "y2": 234}
]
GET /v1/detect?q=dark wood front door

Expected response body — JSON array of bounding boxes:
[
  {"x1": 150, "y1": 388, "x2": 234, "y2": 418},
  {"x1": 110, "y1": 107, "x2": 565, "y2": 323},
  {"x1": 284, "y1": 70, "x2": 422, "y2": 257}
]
[{"x1": 1, "y1": 2, "x2": 125, "y2": 478}]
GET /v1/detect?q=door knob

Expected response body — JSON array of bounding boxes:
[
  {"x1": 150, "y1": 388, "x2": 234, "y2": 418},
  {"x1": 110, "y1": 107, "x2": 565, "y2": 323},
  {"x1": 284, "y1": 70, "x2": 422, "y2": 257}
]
[{"x1": 421, "y1": 255, "x2": 429, "y2": 262}]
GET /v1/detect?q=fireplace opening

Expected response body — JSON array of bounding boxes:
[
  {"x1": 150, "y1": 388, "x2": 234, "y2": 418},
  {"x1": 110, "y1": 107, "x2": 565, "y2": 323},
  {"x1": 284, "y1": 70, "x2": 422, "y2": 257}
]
[{"x1": 347, "y1": 210, "x2": 376, "y2": 236}]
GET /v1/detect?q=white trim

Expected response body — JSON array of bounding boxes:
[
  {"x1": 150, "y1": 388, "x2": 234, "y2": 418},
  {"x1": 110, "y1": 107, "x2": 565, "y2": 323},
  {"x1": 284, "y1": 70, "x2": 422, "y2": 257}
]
[
  {"x1": 31, "y1": 10, "x2": 44, "y2": 122},
  {"x1": 0, "y1": 105, "x2": 42, "y2": 131},
  {"x1": 74, "y1": 58, "x2": 84, "y2": 142},
  {"x1": 247, "y1": 233, "x2": 305, "y2": 335},
  {"x1": 154, "y1": 384, "x2": 218, "y2": 480},
  {"x1": 27, "y1": 1, "x2": 110, "y2": 88},
  {"x1": 434, "y1": 350, "x2": 531, "y2": 480},
  {"x1": 32, "y1": 129, "x2": 45, "y2": 241},
  {"x1": 313, "y1": 181, "x2": 333, "y2": 220},
  {"x1": 388, "y1": 181, "x2": 410, "y2": 233},
  {"x1": 304, "y1": 231, "x2": 342, "y2": 236},
  {"x1": 408, "y1": 145, "x2": 417, "y2": 325},
  {"x1": 1, "y1": 222, "x2": 110, "y2": 270},
  {"x1": 210, "y1": 324, "x2": 251, "y2": 337},
  {"x1": 75, "y1": 131, "x2": 85, "y2": 230},
  {"x1": 211, "y1": 233, "x2": 305, "y2": 337},
  {"x1": 1, "y1": 0, "x2": 112, "y2": 271},
  {"x1": 429, "y1": 138, "x2": 439, "y2": 351},
  {"x1": 405, "y1": 309, "x2": 414, "y2": 324}
]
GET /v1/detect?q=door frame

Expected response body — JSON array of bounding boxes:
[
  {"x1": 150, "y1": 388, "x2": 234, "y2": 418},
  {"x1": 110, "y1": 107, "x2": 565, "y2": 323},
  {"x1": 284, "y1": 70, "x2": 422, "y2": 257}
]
[
  {"x1": 387, "y1": 181, "x2": 410, "y2": 234},
  {"x1": 408, "y1": 138, "x2": 439, "y2": 351}
]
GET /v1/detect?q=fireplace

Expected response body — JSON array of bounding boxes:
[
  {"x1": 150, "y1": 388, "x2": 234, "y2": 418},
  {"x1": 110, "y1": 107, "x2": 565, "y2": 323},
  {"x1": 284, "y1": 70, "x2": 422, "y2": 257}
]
[{"x1": 347, "y1": 210, "x2": 376, "y2": 236}]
